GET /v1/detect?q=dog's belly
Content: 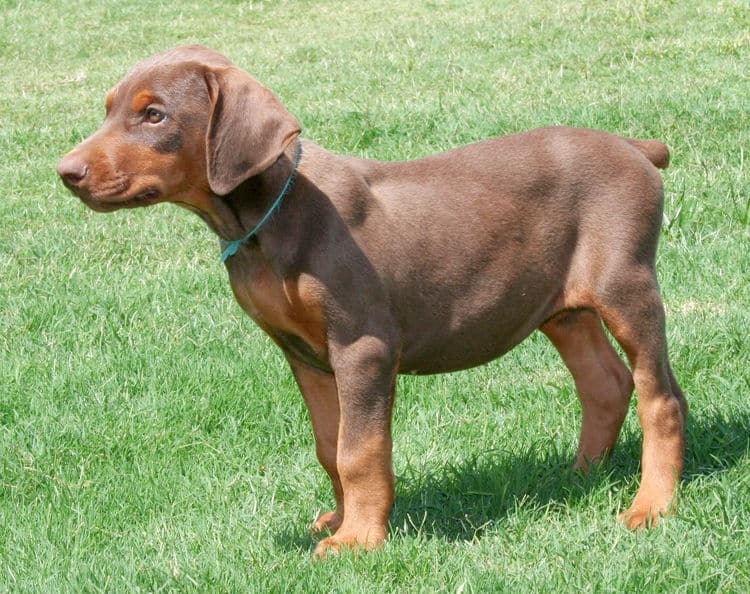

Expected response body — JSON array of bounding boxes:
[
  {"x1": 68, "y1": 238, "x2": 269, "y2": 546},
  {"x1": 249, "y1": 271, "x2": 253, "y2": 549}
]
[
  {"x1": 396, "y1": 280, "x2": 560, "y2": 375},
  {"x1": 399, "y1": 330, "x2": 528, "y2": 375}
]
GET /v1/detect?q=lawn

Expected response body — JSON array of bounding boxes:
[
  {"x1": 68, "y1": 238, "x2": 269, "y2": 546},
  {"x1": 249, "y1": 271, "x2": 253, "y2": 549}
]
[{"x1": 1, "y1": 0, "x2": 749, "y2": 591}]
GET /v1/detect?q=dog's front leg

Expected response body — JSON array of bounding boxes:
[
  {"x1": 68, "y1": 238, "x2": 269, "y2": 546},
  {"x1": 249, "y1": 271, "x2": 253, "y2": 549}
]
[
  {"x1": 313, "y1": 335, "x2": 398, "y2": 559},
  {"x1": 286, "y1": 357, "x2": 344, "y2": 535}
]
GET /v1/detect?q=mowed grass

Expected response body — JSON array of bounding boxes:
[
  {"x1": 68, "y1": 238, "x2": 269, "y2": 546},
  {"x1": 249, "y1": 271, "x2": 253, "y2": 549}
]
[{"x1": 1, "y1": 0, "x2": 749, "y2": 591}]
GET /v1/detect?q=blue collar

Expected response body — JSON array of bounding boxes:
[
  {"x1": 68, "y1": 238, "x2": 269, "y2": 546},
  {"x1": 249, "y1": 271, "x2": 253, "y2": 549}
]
[{"x1": 219, "y1": 140, "x2": 303, "y2": 262}]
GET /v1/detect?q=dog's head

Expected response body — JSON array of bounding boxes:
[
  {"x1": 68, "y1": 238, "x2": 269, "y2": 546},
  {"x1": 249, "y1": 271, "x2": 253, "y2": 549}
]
[{"x1": 57, "y1": 45, "x2": 300, "y2": 213}]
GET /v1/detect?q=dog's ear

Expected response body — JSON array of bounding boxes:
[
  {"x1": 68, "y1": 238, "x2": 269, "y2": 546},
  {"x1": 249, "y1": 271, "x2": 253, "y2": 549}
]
[{"x1": 204, "y1": 66, "x2": 300, "y2": 196}]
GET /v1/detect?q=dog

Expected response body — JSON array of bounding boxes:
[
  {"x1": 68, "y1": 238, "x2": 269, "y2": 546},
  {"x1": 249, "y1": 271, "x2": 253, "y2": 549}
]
[{"x1": 57, "y1": 45, "x2": 686, "y2": 557}]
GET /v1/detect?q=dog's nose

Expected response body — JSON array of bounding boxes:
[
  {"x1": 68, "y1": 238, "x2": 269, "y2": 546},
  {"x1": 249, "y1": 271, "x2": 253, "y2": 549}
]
[{"x1": 56, "y1": 154, "x2": 89, "y2": 187}]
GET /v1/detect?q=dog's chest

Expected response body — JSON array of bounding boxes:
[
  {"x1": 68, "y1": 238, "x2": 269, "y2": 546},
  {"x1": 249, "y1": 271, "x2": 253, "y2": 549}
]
[{"x1": 227, "y1": 261, "x2": 330, "y2": 369}]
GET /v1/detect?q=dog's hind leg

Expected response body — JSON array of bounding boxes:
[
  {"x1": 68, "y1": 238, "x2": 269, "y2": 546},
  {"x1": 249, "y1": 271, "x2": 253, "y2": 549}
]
[
  {"x1": 541, "y1": 309, "x2": 634, "y2": 470},
  {"x1": 594, "y1": 266, "x2": 687, "y2": 528}
]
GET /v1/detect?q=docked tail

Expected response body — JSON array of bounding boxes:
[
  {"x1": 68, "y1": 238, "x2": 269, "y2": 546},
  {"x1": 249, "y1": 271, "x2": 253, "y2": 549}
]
[{"x1": 625, "y1": 138, "x2": 670, "y2": 169}]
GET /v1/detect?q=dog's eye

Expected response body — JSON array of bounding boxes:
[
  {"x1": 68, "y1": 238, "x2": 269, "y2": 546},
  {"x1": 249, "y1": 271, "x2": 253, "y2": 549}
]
[{"x1": 145, "y1": 107, "x2": 165, "y2": 124}]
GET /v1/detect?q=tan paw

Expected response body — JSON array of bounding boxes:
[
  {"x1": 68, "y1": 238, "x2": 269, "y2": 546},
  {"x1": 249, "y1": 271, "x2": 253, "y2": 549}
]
[
  {"x1": 618, "y1": 503, "x2": 667, "y2": 529},
  {"x1": 313, "y1": 529, "x2": 386, "y2": 560},
  {"x1": 311, "y1": 510, "x2": 343, "y2": 534}
]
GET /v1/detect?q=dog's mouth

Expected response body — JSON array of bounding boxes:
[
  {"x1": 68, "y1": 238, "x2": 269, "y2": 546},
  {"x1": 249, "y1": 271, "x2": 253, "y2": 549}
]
[{"x1": 76, "y1": 185, "x2": 163, "y2": 212}]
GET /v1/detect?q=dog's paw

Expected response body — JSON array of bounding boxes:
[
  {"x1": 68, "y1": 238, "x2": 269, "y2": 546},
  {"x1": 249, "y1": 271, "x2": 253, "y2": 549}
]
[
  {"x1": 618, "y1": 484, "x2": 678, "y2": 529},
  {"x1": 618, "y1": 503, "x2": 667, "y2": 529},
  {"x1": 312, "y1": 529, "x2": 386, "y2": 560},
  {"x1": 311, "y1": 510, "x2": 343, "y2": 534},
  {"x1": 313, "y1": 536, "x2": 346, "y2": 560}
]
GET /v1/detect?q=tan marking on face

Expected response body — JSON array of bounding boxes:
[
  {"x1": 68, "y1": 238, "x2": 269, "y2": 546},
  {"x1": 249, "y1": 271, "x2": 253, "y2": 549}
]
[{"x1": 131, "y1": 89, "x2": 155, "y2": 113}]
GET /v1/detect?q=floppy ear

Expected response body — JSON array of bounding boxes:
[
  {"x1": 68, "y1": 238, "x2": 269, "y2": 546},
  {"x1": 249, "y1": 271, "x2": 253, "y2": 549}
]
[{"x1": 204, "y1": 66, "x2": 301, "y2": 196}]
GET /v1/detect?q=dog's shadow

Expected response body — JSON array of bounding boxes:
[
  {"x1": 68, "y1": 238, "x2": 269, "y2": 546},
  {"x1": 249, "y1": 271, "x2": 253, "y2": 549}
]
[
  {"x1": 391, "y1": 409, "x2": 749, "y2": 542},
  {"x1": 276, "y1": 409, "x2": 750, "y2": 550}
]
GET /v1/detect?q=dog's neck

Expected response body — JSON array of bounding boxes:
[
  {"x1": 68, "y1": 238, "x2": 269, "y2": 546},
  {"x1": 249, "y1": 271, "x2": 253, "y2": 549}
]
[
  {"x1": 203, "y1": 139, "x2": 304, "y2": 267},
  {"x1": 197, "y1": 140, "x2": 302, "y2": 243}
]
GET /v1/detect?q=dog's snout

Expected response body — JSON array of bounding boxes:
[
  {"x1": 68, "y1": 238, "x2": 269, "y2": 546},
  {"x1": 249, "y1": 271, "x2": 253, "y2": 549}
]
[{"x1": 56, "y1": 154, "x2": 89, "y2": 187}]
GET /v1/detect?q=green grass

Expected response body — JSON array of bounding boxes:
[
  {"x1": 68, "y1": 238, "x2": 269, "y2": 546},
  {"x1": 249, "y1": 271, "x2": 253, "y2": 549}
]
[{"x1": 1, "y1": 0, "x2": 749, "y2": 591}]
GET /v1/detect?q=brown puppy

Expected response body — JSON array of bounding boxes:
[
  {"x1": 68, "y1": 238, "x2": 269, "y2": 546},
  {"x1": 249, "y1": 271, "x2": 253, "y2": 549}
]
[{"x1": 57, "y1": 45, "x2": 686, "y2": 557}]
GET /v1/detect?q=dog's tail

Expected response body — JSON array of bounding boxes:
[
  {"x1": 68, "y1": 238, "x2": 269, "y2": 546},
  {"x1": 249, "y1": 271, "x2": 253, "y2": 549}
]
[{"x1": 625, "y1": 138, "x2": 670, "y2": 169}]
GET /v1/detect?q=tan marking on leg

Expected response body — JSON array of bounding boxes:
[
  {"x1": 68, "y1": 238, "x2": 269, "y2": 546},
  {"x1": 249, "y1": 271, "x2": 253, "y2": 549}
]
[
  {"x1": 541, "y1": 310, "x2": 633, "y2": 469},
  {"x1": 314, "y1": 338, "x2": 397, "y2": 558},
  {"x1": 596, "y1": 277, "x2": 685, "y2": 528},
  {"x1": 287, "y1": 359, "x2": 343, "y2": 534},
  {"x1": 315, "y1": 431, "x2": 393, "y2": 559}
]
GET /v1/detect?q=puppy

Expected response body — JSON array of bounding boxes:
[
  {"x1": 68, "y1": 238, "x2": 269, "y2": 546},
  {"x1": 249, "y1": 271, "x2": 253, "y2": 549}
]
[{"x1": 58, "y1": 46, "x2": 686, "y2": 557}]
